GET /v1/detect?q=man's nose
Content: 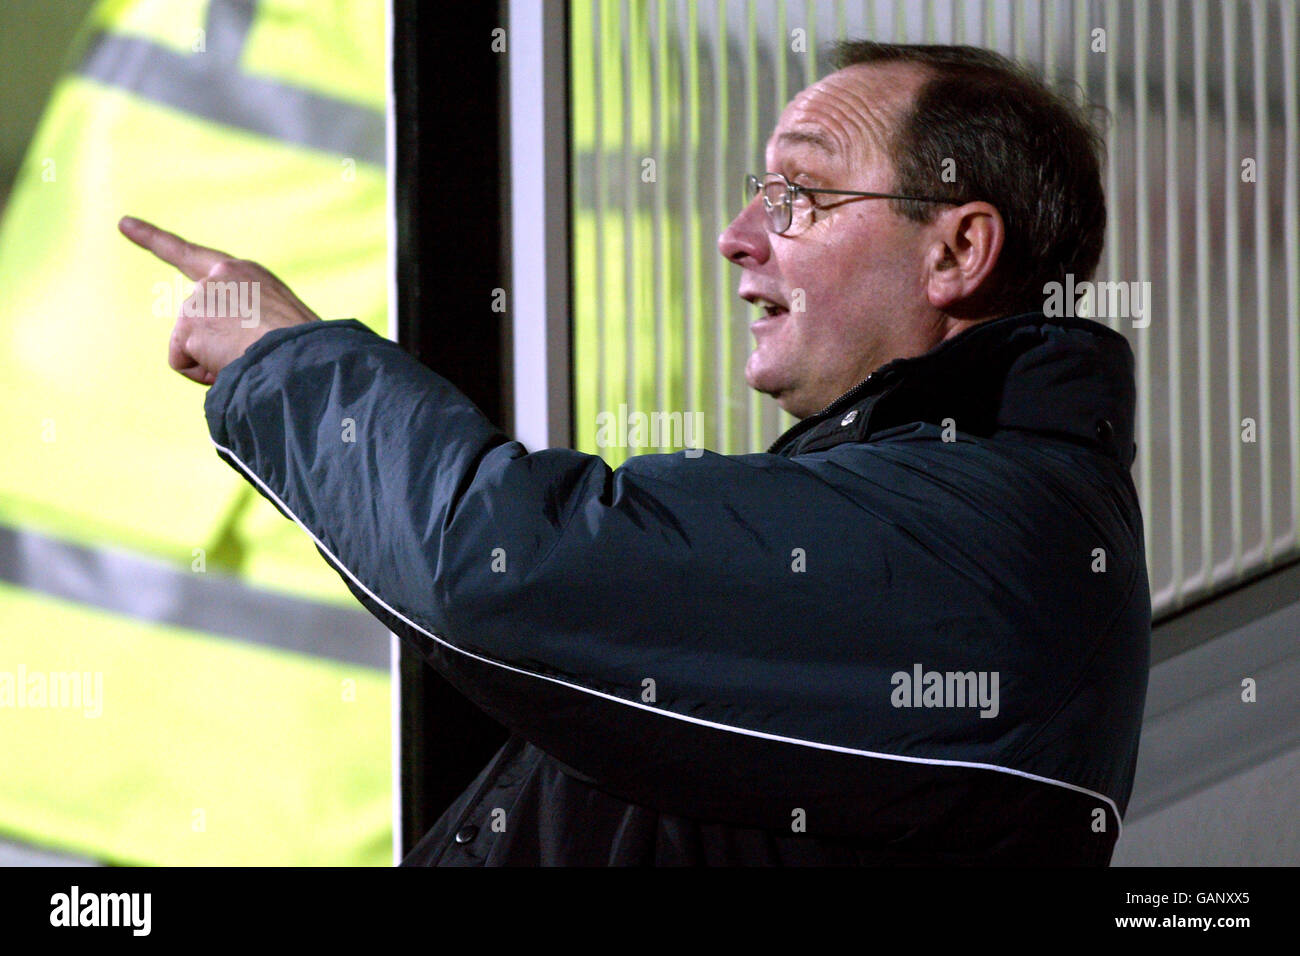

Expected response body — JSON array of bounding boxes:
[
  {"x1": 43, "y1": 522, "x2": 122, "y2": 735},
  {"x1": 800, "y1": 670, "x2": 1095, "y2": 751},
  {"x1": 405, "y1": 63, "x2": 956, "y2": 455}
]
[{"x1": 717, "y1": 197, "x2": 770, "y2": 265}]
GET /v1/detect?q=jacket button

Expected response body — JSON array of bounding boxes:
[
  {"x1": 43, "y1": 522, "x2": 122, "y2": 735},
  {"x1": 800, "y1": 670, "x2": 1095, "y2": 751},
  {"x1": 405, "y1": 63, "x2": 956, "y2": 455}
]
[
  {"x1": 454, "y1": 825, "x2": 478, "y2": 845},
  {"x1": 1096, "y1": 418, "x2": 1114, "y2": 443}
]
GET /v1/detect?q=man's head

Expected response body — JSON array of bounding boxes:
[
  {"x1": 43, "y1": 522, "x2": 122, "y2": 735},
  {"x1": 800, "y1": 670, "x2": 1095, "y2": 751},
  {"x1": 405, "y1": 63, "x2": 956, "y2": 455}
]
[{"x1": 718, "y1": 42, "x2": 1107, "y2": 418}]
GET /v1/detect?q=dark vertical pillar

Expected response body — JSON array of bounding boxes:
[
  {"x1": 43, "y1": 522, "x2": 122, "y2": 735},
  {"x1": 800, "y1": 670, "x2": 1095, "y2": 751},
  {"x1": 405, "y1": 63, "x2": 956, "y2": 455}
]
[{"x1": 392, "y1": 0, "x2": 512, "y2": 859}]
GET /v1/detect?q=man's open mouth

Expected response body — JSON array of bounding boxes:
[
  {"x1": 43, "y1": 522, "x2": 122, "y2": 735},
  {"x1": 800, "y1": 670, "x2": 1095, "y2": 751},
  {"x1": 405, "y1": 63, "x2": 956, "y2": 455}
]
[{"x1": 744, "y1": 294, "x2": 789, "y2": 320}]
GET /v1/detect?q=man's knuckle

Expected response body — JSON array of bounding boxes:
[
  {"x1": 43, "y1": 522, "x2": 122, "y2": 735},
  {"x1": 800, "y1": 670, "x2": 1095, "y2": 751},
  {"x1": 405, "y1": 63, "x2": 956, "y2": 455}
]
[{"x1": 207, "y1": 257, "x2": 240, "y2": 278}]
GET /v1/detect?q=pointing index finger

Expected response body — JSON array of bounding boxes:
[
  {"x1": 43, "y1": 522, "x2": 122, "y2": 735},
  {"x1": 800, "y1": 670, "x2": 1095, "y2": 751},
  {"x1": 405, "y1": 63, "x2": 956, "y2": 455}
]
[{"x1": 118, "y1": 216, "x2": 229, "y2": 280}]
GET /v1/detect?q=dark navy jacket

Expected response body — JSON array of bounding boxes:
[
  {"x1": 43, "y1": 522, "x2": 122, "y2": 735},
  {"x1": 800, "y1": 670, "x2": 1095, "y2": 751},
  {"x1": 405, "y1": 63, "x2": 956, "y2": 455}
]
[{"x1": 204, "y1": 309, "x2": 1151, "y2": 865}]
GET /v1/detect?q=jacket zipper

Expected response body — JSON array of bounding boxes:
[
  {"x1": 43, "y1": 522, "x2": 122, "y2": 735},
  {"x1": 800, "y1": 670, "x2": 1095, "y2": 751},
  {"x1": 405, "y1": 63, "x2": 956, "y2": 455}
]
[{"x1": 766, "y1": 371, "x2": 881, "y2": 455}]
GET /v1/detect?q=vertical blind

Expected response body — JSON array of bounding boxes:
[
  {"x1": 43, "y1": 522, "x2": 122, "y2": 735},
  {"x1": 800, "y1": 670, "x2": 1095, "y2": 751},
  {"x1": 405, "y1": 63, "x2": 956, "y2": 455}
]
[{"x1": 568, "y1": 0, "x2": 1300, "y2": 618}]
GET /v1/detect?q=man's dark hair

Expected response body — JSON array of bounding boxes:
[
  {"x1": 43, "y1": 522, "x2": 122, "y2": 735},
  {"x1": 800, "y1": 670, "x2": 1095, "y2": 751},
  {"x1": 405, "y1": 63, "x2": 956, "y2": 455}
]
[{"x1": 830, "y1": 41, "x2": 1107, "y2": 317}]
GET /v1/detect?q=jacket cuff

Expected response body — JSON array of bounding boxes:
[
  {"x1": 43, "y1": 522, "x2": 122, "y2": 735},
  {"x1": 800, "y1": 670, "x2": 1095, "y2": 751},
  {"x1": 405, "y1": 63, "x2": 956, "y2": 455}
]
[{"x1": 203, "y1": 318, "x2": 375, "y2": 443}]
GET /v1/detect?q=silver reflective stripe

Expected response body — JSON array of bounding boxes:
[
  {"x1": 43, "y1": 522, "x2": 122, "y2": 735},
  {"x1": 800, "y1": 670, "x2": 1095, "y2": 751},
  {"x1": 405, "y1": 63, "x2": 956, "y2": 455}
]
[
  {"x1": 0, "y1": 525, "x2": 389, "y2": 670},
  {"x1": 205, "y1": 0, "x2": 259, "y2": 66},
  {"x1": 75, "y1": 29, "x2": 385, "y2": 167},
  {"x1": 0, "y1": 835, "x2": 98, "y2": 867}
]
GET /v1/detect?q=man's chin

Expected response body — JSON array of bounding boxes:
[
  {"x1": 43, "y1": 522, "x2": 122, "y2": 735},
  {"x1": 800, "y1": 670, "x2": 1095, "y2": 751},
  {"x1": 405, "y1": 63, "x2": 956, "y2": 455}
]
[
  {"x1": 744, "y1": 364, "x2": 809, "y2": 420},
  {"x1": 742, "y1": 359, "x2": 779, "y2": 399}
]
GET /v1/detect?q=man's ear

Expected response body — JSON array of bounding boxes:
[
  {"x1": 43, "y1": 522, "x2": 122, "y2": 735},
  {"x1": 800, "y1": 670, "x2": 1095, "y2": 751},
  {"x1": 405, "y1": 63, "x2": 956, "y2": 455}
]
[{"x1": 924, "y1": 201, "x2": 1004, "y2": 313}]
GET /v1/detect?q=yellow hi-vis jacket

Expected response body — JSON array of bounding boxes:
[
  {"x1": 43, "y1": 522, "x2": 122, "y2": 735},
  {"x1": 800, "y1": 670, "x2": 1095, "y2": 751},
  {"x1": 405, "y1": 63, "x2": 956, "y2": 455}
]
[{"x1": 0, "y1": 0, "x2": 391, "y2": 865}]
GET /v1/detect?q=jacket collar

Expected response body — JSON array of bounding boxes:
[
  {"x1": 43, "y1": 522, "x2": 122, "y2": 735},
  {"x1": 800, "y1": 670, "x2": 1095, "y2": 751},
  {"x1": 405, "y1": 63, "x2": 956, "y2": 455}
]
[{"x1": 767, "y1": 311, "x2": 1138, "y2": 467}]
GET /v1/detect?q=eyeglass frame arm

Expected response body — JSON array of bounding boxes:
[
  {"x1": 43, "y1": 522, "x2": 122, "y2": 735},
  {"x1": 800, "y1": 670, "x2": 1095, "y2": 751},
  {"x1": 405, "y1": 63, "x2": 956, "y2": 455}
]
[{"x1": 747, "y1": 172, "x2": 962, "y2": 207}]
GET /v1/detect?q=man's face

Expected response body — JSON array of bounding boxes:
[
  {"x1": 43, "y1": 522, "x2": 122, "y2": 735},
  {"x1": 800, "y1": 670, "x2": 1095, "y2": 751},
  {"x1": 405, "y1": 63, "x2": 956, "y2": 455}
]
[{"x1": 718, "y1": 63, "x2": 944, "y2": 419}]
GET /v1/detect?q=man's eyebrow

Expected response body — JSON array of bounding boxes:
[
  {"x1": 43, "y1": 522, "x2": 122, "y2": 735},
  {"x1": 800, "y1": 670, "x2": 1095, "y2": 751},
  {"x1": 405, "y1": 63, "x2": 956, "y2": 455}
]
[{"x1": 776, "y1": 128, "x2": 838, "y2": 155}]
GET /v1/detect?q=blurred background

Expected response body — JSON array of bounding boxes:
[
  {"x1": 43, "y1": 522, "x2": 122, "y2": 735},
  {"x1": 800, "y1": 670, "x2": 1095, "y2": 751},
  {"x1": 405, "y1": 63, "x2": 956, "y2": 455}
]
[
  {"x1": 2, "y1": 0, "x2": 1296, "y2": 866},
  {"x1": 0, "y1": 0, "x2": 392, "y2": 865}
]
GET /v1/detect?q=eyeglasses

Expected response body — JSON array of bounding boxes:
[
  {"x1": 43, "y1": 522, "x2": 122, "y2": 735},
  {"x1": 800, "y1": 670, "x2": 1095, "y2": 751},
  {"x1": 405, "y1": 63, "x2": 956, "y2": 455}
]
[{"x1": 745, "y1": 172, "x2": 961, "y2": 235}]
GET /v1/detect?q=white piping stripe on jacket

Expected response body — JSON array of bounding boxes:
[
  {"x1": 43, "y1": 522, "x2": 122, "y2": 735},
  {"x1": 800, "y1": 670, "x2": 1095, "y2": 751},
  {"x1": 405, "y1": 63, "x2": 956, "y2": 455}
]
[{"x1": 211, "y1": 438, "x2": 1124, "y2": 833}]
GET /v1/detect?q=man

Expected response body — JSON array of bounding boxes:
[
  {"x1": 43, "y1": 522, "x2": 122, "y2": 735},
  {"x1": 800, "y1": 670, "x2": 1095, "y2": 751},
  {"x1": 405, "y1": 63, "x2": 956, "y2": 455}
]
[{"x1": 120, "y1": 41, "x2": 1150, "y2": 865}]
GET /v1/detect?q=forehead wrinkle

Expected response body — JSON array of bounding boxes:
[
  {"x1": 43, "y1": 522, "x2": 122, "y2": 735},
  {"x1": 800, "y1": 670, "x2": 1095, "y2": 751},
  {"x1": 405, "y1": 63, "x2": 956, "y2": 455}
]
[
  {"x1": 776, "y1": 89, "x2": 891, "y2": 176},
  {"x1": 776, "y1": 128, "x2": 838, "y2": 156},
  {"x1": 772, "y1": 65, "x2": 928, "y2": 179}
]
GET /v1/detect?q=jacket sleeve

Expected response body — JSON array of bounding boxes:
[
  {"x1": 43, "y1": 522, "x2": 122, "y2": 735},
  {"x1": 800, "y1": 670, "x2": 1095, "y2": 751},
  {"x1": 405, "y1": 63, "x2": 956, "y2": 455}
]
[{"x1": 204, "y1": 318, "x2": 1144, "y2": 844}]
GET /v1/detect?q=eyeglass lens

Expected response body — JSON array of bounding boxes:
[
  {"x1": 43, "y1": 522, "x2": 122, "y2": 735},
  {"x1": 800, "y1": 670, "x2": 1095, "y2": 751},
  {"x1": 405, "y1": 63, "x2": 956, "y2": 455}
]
[{"x1": 745, "y1": 174, "x2": 791, "y2": 233}]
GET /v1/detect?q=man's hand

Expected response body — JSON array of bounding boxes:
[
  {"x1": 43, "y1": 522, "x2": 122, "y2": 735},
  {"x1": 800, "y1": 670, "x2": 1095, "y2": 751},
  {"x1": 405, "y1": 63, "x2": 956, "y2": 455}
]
[{"x1": 118, "y1": 216, "x2": 321, "y2": 386}]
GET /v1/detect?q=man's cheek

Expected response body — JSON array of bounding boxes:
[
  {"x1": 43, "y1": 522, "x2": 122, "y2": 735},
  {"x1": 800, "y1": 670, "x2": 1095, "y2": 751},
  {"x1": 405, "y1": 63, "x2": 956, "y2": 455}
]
[
  {"x1": 788, "y1": 287, "x2": 810, "y2": 316},
  {"x1": 787, "y1": 278, "x2": 834, "y2": 319}
]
